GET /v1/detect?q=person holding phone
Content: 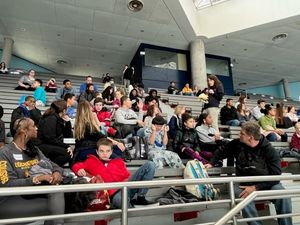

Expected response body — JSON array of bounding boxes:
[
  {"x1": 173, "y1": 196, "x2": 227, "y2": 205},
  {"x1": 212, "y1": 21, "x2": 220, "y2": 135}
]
[{"x1": 145, "y1": 116, "x2": 184, "y2": 169}]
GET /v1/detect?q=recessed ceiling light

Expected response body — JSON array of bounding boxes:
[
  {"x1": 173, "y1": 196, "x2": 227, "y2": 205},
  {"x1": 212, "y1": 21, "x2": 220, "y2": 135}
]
[
  {"x1": 243, "y1": 48, "x2": 247, "y2": 51},
  {"x1": 119, "y1": 43, "x2": 123, "y2": 46},
  {"x1": 89, "y1": 38, "x2": 93, "y2": 41},
  {"x1": 140, "y1": 29, "x2": 144, "y2": 33},
  {"x1": 272, "y1": 33, "x2": 288, "y2": 42},
  {"x1": 57, "y1": 33, "x2": 61, "y2": 37},
  {"x1": 56, "y1": 59, "x2": 67, "y2": 65},
  {"x1": 128, "y1": 0, "x2": 143, "y2": 12}
]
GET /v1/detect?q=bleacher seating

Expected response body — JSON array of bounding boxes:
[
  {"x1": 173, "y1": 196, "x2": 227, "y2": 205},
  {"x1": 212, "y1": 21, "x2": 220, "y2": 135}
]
[
  {"x1": 0, "y1": 72, "x2": 105, "y2": 140},
  {"x1": 2, "y1": 73, "x2": 300, "y2": 224}
]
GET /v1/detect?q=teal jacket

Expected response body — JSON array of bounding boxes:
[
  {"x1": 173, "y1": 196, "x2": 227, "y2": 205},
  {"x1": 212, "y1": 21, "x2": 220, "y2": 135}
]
[{"x1": 34, "y1": 86, "x2": 47, "y2": 104}]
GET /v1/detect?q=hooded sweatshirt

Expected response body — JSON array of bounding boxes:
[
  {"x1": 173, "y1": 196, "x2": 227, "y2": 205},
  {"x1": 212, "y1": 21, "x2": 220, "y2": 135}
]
[{"x1": 210, "y1": 136, "x2": 281, "y2": 190}]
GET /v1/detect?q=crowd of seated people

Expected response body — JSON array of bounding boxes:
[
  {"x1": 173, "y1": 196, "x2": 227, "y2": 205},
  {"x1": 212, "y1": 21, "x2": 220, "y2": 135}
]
[{"x1": 2, "y1": 70, "x2": 300, "y2": 224}]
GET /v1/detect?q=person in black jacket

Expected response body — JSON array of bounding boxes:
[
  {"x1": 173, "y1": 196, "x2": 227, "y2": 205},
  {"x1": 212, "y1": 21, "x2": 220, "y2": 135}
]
[
  {"x1": 202, "y1": 74, "x2": 224, "y2": 131},
  {"x1": 173, "y1": 113, "x2": 213, "y2": 164},
  {"x1": 10, "y1": 96, "x2": 42, "y2": 137},
  {"x1": 220, "y1": 98, "x2": 240, "y2": 126},
  {"x1": 206, "y1": 121, "x2": 292, "y2": 225},
  {"x1": 36, "y1": 100, "x2": 73, "y2": 166},
  {"x1": 167, "y1": 81, "x2": 179, "y2": 95}
]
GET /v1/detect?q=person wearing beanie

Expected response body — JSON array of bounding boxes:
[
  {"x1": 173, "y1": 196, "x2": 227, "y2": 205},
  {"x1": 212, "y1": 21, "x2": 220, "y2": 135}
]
[{"x1": 145, "y1": 115, "x2": 184, "y2": 169}]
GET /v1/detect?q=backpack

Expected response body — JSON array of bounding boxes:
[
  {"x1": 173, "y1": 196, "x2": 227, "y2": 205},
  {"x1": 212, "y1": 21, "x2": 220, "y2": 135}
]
[
  {"x1": 158, "y1": 187, "x2": 200, "y2": 205},
  {"x1": 119, "y1": 136, "x2": 148, "y2": 160},
  {"x1": 184, "y1": 160, "x2": 219, "y2": 201}
]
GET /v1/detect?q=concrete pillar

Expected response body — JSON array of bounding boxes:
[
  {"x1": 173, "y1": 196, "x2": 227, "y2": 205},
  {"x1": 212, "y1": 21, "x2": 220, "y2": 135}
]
[
  {"x1": 1, "y1": 37, "x2": 14, "y2": 67},
  {"x1": 190, "y1": 39, "x2": 207, "y2": 91},
  {"x1": 282, "y1": 78, "x2": 291, "y2": 100}
]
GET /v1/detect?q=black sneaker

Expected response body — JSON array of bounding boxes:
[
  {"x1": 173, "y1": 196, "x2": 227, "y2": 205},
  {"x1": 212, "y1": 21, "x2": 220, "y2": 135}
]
[{"x1": 131, "y1": 196, "x2": 159, "y2": 208}]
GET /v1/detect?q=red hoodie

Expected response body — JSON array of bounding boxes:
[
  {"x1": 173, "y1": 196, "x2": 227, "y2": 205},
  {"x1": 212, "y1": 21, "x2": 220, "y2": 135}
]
[
  {"x1": 290, "y1": 132, "x2": 300, "y2": 151},
  {"x1": 95, "y1": 110, "x2": 111, "y2": 126},
  {"x1": 72, "y1": 155, "x2": 130, "y2": 196}
]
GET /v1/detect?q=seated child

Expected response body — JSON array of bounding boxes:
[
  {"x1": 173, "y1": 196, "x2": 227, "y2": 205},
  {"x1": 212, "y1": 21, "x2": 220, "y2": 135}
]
[
  {"x1": 145, "y1": 116, "x2": 184, "y2": 169},
  {"x1": 72, "y1": 138, "x2": 158, "y2": 208}
]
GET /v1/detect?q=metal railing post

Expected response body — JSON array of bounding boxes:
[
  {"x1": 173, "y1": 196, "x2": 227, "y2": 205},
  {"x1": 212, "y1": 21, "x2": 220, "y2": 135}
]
[
  {"x1": 215, "y1": 192, "x2": 258, "y2": 225},
  {"x1": 121, "y1": 186, "x2": 128, "y2": 225},
  {"x1": 228, "y1": 181, "x2": 237, "y2": 225}
]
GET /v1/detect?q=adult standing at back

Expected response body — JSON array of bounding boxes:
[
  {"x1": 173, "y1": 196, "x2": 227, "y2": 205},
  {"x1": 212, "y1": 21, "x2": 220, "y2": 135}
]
[
  {"x1": 123, "y1": 64, "x2": 134, "y2": 88},
  {"x1": 202, "y1": 75, "x2": 224, "y2": 131},
  {"x1": 15, "y1": 69, "x2": 36, "y2": 91},
  {"x1": 79, "y1": 75, "x2": 98, "y2": 95}
]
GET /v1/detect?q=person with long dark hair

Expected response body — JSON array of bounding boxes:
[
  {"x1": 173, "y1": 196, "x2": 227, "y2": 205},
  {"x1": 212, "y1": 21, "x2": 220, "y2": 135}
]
[
  {"x1": 202, "y1": 75, "x2": 224, "y2": 131},
  {"x1": 0, "y1": 118, "x2": 64, "y2": 224},
  {"x1": 101, "y1": 86, "x2": 114, "y2": 105},
  {"x1": 0, "y1": 61, "x2": 8, "y2": 74},
  {"x1": 173, "y1": 113, "x2": 213, "y2": 164},
  {"x1": 37, "y1": 100, "x2": 73, "y2": 166}
]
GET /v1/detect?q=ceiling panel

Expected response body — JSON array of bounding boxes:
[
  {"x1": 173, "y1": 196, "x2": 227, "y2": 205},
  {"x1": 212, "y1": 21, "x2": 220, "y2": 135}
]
[
  {"x1": 1, "y1": 18, "x2": 42, "y2": 41},
  {"x1": 41, "y1": 23, "x2": 75, "y2": 44},
  {"x1": 93, "y1": 11, "x2": 129, "y2": 35},
  {"x1": 59, "y1": 43, "x2": 92, "y2": 59},
  {"x1": 105, "y1": 35, "x2": 138, "y2": 52},
  {"x1": 125, "y1": 18, "x2": 162, "y2": 41},
  {"x1": 0, "y1": 0, "x2": 57, "y2": 25},
  {"x1": 55, "y1": 4, "x2": 94, "y2": 30},
  {"x1": 75, "y1": 0, "x2": 116, "y2": 13},
  {"x1": 148, "y1": 0, "x2": 172, "y2": 24},
  {"x1": 75, "y1": 30, "x2": 108, "y2": 49},
  {"x1": 54, "y1": 0, "x2": 75, "y2": 6}
]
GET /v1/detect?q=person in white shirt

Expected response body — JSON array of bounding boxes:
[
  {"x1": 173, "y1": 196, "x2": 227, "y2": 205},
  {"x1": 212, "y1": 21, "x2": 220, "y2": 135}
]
[
  {"x1": 286, "y1": 106, "x2": 299, "y2": 125},
  {"x1": 251, "y1": 99, "x2": 265, "y2": 120}
]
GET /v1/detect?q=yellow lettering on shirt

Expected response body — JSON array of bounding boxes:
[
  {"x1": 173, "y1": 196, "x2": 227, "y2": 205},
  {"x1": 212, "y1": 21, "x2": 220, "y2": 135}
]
[
  {"x1": 15, "y1": 159, "x2": 39, "y2": 169},
  {"x1": 0, "y1": 161, "x2": 8, "y2": 184}
]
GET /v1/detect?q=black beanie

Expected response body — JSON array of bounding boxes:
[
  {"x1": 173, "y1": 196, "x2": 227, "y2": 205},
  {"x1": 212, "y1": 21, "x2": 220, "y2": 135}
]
[{"x1": 152, "y1": 115, "x2": 166, "y2": 125}]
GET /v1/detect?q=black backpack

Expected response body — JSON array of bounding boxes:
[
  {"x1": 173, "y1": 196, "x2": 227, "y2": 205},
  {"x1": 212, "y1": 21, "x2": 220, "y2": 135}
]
[{"x1": 158, "y1": 187, "x2": 200, "y2": 205}]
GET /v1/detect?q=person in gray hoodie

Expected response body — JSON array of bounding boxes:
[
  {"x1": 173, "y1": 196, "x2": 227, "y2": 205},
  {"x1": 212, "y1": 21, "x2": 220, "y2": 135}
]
[
  {"x1": 0, "y1": 118, "x2": 64, "y2": 225},
  {"x1": 114, "y1": 96, "x2": 144, "y2": 138}
]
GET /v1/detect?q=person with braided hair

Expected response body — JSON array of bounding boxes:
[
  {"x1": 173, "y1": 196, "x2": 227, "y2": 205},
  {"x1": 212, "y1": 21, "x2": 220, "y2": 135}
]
[{"x1": 0, "y1": 118, "x2": 64, "y2": 225}]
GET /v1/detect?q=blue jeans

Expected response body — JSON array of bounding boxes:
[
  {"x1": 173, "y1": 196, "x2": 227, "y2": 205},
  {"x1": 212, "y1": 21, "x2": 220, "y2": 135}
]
[
  {"x1": 266, "y1": 132, "x2": 288, "y2": 142},
  {"x1": 234, "y1": 183, "x2": 292, "y2": 225},
  {"x1": 226, "y1": 119, "x2": 240, "y2": 126},
  {"x1": 111, "y1": 161, "x2": 156, "y2": 208}
]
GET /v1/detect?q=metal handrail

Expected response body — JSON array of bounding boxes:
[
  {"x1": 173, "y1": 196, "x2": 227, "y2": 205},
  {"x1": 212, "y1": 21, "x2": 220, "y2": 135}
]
[
  {"x1": 215, "y1": 189, "x2": 300, "y2": 225},
  {"x1": 1, "y1": 174, "x2": 300, "y2": 224}
]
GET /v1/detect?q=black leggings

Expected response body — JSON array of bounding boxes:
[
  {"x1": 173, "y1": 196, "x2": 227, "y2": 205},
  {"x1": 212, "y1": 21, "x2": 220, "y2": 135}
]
[{"x1": 38, "y1": 144, "x2": 71, "y2": 167}]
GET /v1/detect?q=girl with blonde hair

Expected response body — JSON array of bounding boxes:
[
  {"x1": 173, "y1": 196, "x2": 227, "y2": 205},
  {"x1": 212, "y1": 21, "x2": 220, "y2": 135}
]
[{"x1": 74, "y1": 100, "x2": 125, "y2": 163}]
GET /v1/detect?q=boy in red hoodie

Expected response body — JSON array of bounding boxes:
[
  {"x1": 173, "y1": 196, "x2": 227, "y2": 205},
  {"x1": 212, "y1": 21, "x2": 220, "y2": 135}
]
[{"x1": 72, "y1": 138, "x2": 157, "y2": 208}]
